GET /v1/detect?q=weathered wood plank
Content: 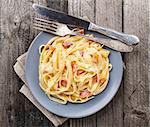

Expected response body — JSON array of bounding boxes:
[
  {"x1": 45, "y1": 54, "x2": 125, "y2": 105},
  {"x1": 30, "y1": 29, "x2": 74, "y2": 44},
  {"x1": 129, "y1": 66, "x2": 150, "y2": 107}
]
[
  {"x1": 95, "y1": 0, "x2": 123, "y2": 127},
  {"x1": 46, "y1": 0, "x2": 68, "y2": 12},
  {"x1": 23, "y1": 0, "x2": 54, "y2": 126},
  {"x1": 45, "y1": 1, "x2": 69, "y2": 127},
  {"x1": 123, "y1": 0, "x2": 149, "y2": 127},
  {"x1": 68, "y1": 0, "x2": 123, "y2": 127},
  {"x1": 149, "y1": 2, "x2": 150, "y2": 126},
  {"x1": 25, "y1": 0, "x2": 68, "y2": 127},
  {"x1": 68, "y1": 0, "x2": 97, "y2": 126},
  {"x1": 15, "y1": 1, "x2": 54, "y2": 126},
  {"x1": 0, "y1": 0, "x2": 68, "y2": 127},
  {"x1": 0, "y1": 0, "x2": 26, "y2": 126}
]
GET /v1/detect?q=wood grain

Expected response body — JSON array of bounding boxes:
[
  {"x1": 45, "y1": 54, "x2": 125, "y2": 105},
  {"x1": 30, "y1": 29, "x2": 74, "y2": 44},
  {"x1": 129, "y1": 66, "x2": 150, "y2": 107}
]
[
  {"x1": 0, "y1": 0, "x2": 26, "y2": 126},
  {"x1": 95, "y1": 0, "x2": 124, "y2": 127},
  {"x1": 0, "y1": 0, "x2": 149, "y2": 127},
  {"x1": 0, "y1": 0, "x2": 67, "y2": 127},
  {"x1": 68, "y1": 1, "x2": 97, "y2": 126},
  {"x1": 123, "y1": 0, "x2": 150, "y2": 127},
  {"x1": 68, "y1": 0, "x2": 123, "y2": 127}
]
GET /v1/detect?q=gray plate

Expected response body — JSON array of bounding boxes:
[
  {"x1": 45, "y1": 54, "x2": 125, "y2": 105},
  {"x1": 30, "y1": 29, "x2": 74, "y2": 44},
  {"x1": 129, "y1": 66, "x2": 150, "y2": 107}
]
[{"x1": 25, "y1": 31, "x2": 123, "y2": 118}]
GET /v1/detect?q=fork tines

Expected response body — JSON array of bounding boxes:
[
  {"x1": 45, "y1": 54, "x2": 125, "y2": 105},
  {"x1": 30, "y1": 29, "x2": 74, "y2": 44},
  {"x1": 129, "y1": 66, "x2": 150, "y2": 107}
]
[{"x1": 33, "y1": 18, "x2": 58, "y2": 34}]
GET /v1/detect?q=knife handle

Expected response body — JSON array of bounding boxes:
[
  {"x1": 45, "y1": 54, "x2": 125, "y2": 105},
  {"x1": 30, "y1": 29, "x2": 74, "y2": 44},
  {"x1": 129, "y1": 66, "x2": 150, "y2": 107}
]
[{"x1": 88, "y1": 23, "x2": 140, "y2": 45}]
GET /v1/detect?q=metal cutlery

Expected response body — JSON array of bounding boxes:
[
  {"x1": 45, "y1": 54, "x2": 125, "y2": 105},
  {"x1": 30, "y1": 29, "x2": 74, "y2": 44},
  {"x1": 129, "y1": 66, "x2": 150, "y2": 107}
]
[
  {"x1": 33, "y1": 18, "x2": 133, "y2": 52},
  {"x1": 33, "y1": 4, "x2": 140, "y2": 46}
]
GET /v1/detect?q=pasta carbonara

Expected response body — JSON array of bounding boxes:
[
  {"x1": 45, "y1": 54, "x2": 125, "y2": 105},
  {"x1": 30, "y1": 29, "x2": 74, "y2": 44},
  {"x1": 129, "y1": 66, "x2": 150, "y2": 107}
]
[{"x1": 39, "y1": 35, "x2": 112, "y2": 104}]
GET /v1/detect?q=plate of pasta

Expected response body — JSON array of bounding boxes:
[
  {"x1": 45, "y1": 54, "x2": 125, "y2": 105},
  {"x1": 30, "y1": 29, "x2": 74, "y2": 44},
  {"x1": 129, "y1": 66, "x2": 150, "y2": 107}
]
[{"x1": 25, "y1": 31, "x2": 123, "y2": 118}]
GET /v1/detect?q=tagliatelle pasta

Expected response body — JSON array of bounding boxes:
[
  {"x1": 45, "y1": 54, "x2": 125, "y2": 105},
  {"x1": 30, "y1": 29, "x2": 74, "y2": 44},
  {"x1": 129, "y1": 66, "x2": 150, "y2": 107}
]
[{"x1": 39, "y1": 35, "x2": 112, "y2": 104}]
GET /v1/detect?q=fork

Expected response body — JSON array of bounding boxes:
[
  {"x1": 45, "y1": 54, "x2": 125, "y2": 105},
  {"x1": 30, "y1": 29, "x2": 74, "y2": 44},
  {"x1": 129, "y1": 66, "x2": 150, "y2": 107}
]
[{"x1": 33, "y1": 18, "x2": 133, "y2": 52}]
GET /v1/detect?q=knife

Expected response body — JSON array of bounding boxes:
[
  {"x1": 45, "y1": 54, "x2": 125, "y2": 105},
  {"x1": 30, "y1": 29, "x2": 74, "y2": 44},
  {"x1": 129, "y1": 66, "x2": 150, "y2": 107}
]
[{"x1": 33, "y1": 4, "x2": 140, "y2": 45}]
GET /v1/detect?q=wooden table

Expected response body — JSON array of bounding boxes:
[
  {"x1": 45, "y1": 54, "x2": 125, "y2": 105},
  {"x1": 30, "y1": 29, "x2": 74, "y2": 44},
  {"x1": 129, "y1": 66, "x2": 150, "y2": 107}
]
[{"x1": 0, "y1": 0, "x2": 149, "y2": 127}]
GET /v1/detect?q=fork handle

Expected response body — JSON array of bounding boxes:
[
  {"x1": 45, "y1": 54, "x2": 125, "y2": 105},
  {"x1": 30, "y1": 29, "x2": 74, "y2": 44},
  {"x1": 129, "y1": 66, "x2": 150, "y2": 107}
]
[
  {"x1": 85, "y1": 36, "x2": 133, "y2": 52},
  {"x1": 71, "y1": 32, "x2": 133, "y2": 52},
  {"x1": 92, "y1": 37, "x2": 133, "y2": 52},
  {"x1": 88, "y1": 23, "x2": 140, "y2": 45}
]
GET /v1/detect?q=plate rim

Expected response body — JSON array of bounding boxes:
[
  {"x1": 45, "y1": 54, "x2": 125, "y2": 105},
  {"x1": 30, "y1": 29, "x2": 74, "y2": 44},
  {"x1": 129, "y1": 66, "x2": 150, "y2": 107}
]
[{"x1": 25, "y1": 31, "x2": 123, "y2": 118}]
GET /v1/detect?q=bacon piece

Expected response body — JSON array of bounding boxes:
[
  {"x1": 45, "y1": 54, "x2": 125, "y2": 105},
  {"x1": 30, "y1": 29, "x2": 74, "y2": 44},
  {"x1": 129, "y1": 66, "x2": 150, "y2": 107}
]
[
  {"x1": 71, "y1": 62, "x2": 77, "y2": 73},
  {"x1": 100, "y1": 78, "x2": 106, "y2": 84},
  {"x1": 59, "y1": 93, "x2": 65, "y2": 96},
  {"x1": 62, "y1": 42, "x2": 72, "y2": 48},
  {"x1": 49, "y1": 45, "x2": 55, "y2": 50},
  {"x1": 45, "y1": 45, "x2": 55, "y2": 51},
  {"x1": 80, "y1": 89, "x2": 90, "y2": 98},
  {"x1": 77, "y1": 69, "x2": 85, "y2": 75},
  {"x1": 60, "y1": 80, "x2": 67, "y2": 87},
  {"x1": 79, "y1": 50, "x2": 84, "y2": 57},
  {"x1": 87, "y1": 40, "x2": 94, "y2": 44},
  {"x1": 92, "y1": 75, "x2": 98, "y2": 83},
  {"x1": 43, "y1": 70, "x2": 48, "y2": 74},
  {"x1": 73, "y1": 28, "x2": 84, "y2": 34},
  {"x1": 92, "y1": 54, "x2": 99, "y2": 63},
  {"x1": 78, "y1": 29, "x2": 84, "y2": 34}
]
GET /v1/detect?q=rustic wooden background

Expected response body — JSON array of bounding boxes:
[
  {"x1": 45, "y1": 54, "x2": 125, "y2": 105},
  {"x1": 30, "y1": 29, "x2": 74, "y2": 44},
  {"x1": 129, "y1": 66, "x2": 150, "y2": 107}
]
[{"x1": 0, "y1": 0, "x2": 149, "y2": 127}]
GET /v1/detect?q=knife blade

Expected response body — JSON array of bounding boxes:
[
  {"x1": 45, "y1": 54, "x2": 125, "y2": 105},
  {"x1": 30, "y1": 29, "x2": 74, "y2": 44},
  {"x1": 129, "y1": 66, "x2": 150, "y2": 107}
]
[
  {"x1": 33, "y1": 4, "x2": 89, "y2": 29},
  {"x1": 33, "y1": 4, "x2": 140, "y2": 45}
]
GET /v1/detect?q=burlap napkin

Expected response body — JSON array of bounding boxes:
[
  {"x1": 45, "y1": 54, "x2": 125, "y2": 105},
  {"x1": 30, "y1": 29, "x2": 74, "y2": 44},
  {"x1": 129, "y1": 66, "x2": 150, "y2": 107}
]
[{"x1": 13, "y1": 53, "x2": 68, "y2": 127}]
